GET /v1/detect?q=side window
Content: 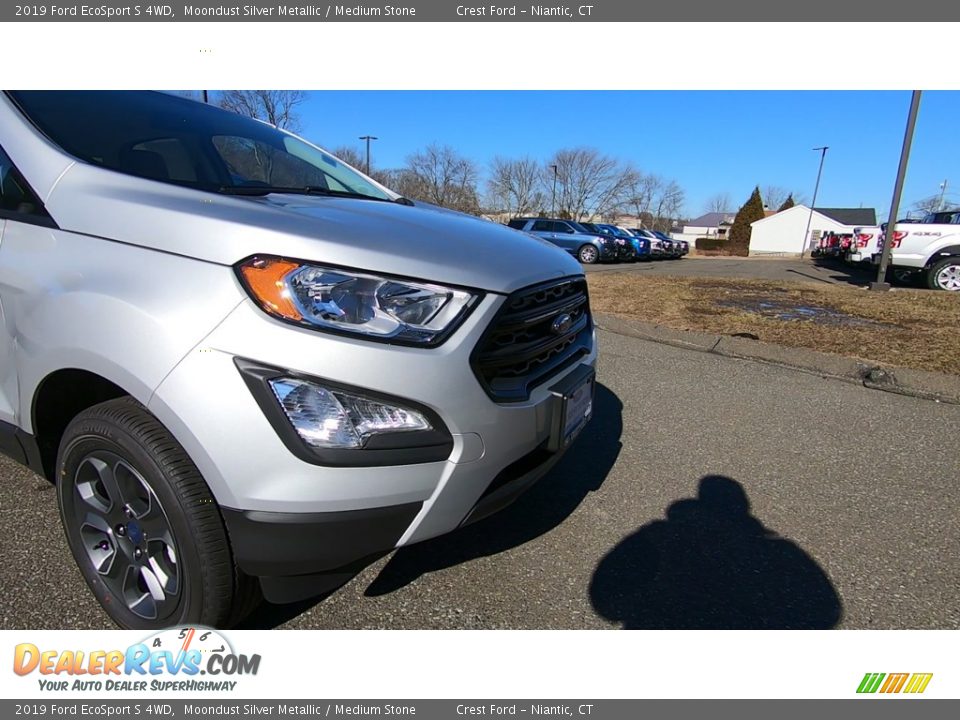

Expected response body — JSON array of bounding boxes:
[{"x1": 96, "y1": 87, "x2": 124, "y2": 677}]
[
  {"x1": 0, "y1": 145, "x2": 52, "y2": 223},
  {"x1": 556, "y1": 222, "x2": 574, "y2": 234},
  {"x1": 531, "y1": 220, "x2": 552, "y2": 232},
  {"x1": 506, "y1": 219, "x2": 526, "y2": 230}
]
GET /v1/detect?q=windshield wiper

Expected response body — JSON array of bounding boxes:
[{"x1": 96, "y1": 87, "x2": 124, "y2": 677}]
[{"x1": 217, "y1": 185, "x2": 389, "y2": 202}]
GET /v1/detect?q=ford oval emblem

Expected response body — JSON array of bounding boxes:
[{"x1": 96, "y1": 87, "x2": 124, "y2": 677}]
[{"x1": 551, "y1": 313, "x2": 573, "y2": 335}]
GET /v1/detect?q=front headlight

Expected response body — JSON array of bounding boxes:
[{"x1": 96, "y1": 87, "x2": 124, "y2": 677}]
[{"x1": 237, "y1": 256, "x2": 479, "y2": 346}]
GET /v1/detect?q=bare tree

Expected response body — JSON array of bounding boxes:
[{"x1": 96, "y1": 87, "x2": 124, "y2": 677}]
[
  {"x1": 912, "y1": 194, "x2": 946, "y2": 214},
  {"x1": 651, "y1": 180, "x2": 686, "y2": 232},
  {"x1": 219, "y1": 90, "x2": 307, "y2": 131},
  {"x1": 763, "y1": 185, "x2": 791, "y2": 210},
  {"x1": 486, "y1": 156, "x2": 544, "y2": 217},
  {"x1": 550, "y1": 148, "x2": 634, "y2": 220},
  {"x1": 622, "y1": 172, "x2": 661, "y2": 222},
  {"x1": 331, "y1": 145, "x2": 366, "y2": 171},
  {"x1": 400, "y1": 144, "x2": 481, "y2": 214},
  {"x1": 703, "y1": 192, "x2": 733, "y2": 214}
]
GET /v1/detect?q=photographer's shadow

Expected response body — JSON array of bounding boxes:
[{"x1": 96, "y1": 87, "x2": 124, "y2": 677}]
[
  {"x1": 590, "y1": 475, "x2": 842, "y2": 629},
  {"x1": 365, "y1": 383, "x2": 623, "y2": 596}
]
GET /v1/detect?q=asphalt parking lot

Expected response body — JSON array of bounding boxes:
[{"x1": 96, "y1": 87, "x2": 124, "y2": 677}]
[
  {"x1": 1, "y1": 328, "x2": 958, "y2": 630},
  {"x1": 586, "y1": 256, "x2": 880, "y2": 287}
]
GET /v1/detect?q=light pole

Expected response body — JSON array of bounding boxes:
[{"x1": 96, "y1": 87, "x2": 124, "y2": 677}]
[
  {"x1": 551, "y1": 164, "x2": 558, "y2": 216},
  {"x1": 359, "y1": 135, "x2": 378, "y2": 175},
  {"x1": 800, "y1": 146, "x2": 829, "y2": 259},
  {"x1": 937, "y1": 179, "x2": 948, "y2": 211},
  {"x1": 872, "y1": 91, "x2": 923, "y2": 292}
]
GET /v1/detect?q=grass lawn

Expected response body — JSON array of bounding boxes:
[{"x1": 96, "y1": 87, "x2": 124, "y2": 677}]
[{"x1": 587, "y1": 273, "x2": 960, "y2": 376}]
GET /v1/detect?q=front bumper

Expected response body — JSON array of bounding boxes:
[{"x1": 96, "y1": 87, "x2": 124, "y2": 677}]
[
  {"x1": 598, "y1": 244, "x2": 618, "y2": 260},
  {"x1": 149, "y1": 285, "x2": 597, "y2": 598}
]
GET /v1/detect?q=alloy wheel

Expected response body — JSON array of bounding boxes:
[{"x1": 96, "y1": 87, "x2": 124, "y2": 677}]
[
  {"x1": 934, "y1": 263, "x2": 960, "y2": 291},
  {"x1": 70, "y1": 451, "x2": 180, "y2": 621}
]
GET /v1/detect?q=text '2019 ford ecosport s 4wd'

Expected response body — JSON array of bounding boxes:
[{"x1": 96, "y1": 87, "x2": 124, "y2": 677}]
[{"x1": 0, "y1": 91, "x2": 596, "y2": 629}]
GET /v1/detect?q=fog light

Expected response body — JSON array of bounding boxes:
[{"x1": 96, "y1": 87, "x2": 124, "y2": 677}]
[{"x1": 268, "y1": 378, "x2": 431, "y2": 449}]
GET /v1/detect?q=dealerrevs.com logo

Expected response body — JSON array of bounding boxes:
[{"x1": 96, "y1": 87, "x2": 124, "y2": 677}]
[
  {"x1": 13, "y1": 627, "x2": 260, "y2": 692},
  {"x1": 857, "y1": 673, "x2": 933, "y2": 695}
]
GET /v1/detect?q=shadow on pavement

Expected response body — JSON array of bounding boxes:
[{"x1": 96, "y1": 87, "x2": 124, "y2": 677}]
[
  {"x1": 807, "y1": 258, "x2": 880, "y2": 287},
  {"x1": 364, "y1": 383, "x2": 623, "y2": 597},
  {"x1": 590, "y1": 475, "x2": 843, "y2": 629}
]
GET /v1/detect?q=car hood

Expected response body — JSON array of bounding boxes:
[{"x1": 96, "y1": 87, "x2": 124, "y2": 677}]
[{"x1": 46, "y1": 163, "x2": 582, "y2": 294}]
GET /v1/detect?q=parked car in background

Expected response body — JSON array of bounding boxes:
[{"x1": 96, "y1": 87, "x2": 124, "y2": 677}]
[
  {"x1": 655, "y1": 231, "x2": 687, "y2": 256},
  {"x1": 877, "y1": 210, "x2": 960, "y2": 291},
  {"x1": 631, "y1": 228, "x2": 676, "y2": 258},
  {"x1": 507, "y1": 217, "x2": 618, "y2": 264},
  {"x1": 579, "y1": 222, "x2": 638, "y2": 262},
  {"x1": 616, "y1": 226, "x2": 652, "y2": 260}
]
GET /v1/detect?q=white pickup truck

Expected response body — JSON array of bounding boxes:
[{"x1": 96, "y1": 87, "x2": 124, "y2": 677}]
[{"x1": 852, "y1": 210, "x2": 960, "y2": 291}]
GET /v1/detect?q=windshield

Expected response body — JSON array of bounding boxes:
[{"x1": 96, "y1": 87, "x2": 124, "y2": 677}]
[
  {"x1": 7, "y1": 91, "x2": 392, "y2": 201},
  {"x1": 600, "y1": 225, "x2": 631, "y2": 239},
  {"x1": 568, "y1": 222, "x2": 593, "y2": 234}
]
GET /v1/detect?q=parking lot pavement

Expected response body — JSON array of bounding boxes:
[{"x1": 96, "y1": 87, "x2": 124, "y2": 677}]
[
  {"x1": 585, "y1": 256, "x2": 879, "y2": 286},
  {"x1": 2, "y1": 328, "x2": 958, "y2": 630}
]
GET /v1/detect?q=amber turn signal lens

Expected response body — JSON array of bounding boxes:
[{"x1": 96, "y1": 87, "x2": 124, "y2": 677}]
[{"x1": 238, "y1": 258, "x2": 303, "y2": 321}]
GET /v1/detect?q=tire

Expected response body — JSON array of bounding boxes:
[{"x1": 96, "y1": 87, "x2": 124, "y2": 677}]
[
  {"x1": 926, "y1": 257, "x2": 960, "y2": 291},
  {"x1": 56, "y1": 397, "x2": 259, "y2": 629},
  {"x1": 889, "y1": 267, "x2": 920, "y2": 287},
  {"x1": 577, "y1": 244, "x2": 599, "y2": 264}
]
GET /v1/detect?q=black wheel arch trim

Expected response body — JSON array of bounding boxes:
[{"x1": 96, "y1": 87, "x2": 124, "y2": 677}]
[{"x1": 927, "y1": 246, "x2": 960, "y2": 265}]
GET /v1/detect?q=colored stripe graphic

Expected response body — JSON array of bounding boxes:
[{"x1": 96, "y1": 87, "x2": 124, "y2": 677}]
[
  {"x1": 857, "y1": 672, "x2": 933, "y2": 694},
  {"x1": 880, "y1": 673, "x2": 909, "y2": 693},
  {"x1": 857, "y1": 673, "x2": 885, "y2": 693},
  {"x1": 903, "y1": 673, "x2": 933, "y2": 694}
]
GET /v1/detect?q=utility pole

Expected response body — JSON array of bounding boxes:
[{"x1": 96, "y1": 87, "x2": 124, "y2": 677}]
[
  {"x1": 800, "y1": 146, "x2": 829, "y2": 259},
  {"x1": 872, "y1": 90, "x2": 923, "y2": 292},
  {"x1": 937, "y1": 179, "x2": 948, "y2": 211},
  {"x1": 359, "y1": 135, "x2": 378, "y2": 175},
  {"x1": 551, "y1": 164, "x2": 558, "y2": 216}
]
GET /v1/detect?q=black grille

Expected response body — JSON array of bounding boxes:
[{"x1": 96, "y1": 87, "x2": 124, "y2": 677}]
[{"x1": 472, "y1": 277, "x2": 592, "y2": 403}]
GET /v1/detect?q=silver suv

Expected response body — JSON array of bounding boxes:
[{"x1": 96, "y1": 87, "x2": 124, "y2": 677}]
[
  {"x1": 507, "y1": 217, "x2": 618, "y2": 264},
  {"x1": 0, "y1": 91, "x2": 597, "y2": 628}
]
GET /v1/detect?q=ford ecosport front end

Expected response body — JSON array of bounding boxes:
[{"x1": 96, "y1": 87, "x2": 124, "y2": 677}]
[{"x1": 0, "y1": 91, "x2": 596, "y2": 629}]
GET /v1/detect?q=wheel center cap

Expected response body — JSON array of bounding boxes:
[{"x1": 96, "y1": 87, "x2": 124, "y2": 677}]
[{"x1": 126, "y1": 521, "x2": 144, "y2": 544}]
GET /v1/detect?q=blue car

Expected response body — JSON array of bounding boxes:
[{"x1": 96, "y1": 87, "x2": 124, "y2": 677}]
[
  {"x1": 582, "y1": 223, "x2": 649, "y2": 262},
  {"x1": 616, "y1": 226, "x2": 652, "y2": 261}
]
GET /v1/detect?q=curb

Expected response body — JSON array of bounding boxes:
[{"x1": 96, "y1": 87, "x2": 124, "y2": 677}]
[{"x1": 594, "y1": 312, "x2": 960, "y2": 406}]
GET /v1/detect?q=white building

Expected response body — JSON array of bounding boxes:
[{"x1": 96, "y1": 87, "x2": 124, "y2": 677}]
[
  {"x1": 670, "y1": 211, "x2": 736, "y2": 247},
  {"x1": 748, "y1": 205, "x2": 877, "y2": 256}
]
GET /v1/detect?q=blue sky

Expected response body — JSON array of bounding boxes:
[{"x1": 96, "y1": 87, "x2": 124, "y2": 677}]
[{"x1": 292, "y1": 91, "x2": 960, "y2": 219}]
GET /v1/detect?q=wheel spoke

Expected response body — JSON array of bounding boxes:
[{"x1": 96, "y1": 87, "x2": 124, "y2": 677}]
[
  {"x1": 138, "y1": 504, "x2": 172, "y2": 545},
  {"x1": 147, "y1": 550, "x2": 177, "y2": 592},
  {"x1": 123, "y1": 566, "x2": 157, "y2": 620},
  {"x1": 78, "y1": 513, "x2": 116, "y2": 575},
  {"x1": 85, "y1": 456, "x2": 128, "y2": 514},
  {"x1": 100, "y1": 543, "x2": 128, "y2": 585},
  {"x1": 114, "y1": 461, "x2": 151, "y2": 517},
  {"x1": 74, "y1": 457, "x2": 115, "y2": 514}
]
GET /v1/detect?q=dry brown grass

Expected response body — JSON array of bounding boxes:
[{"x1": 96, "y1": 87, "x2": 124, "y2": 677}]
[{"x1": 587, "y1": 273, "x2": 960, "y2": 375}]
